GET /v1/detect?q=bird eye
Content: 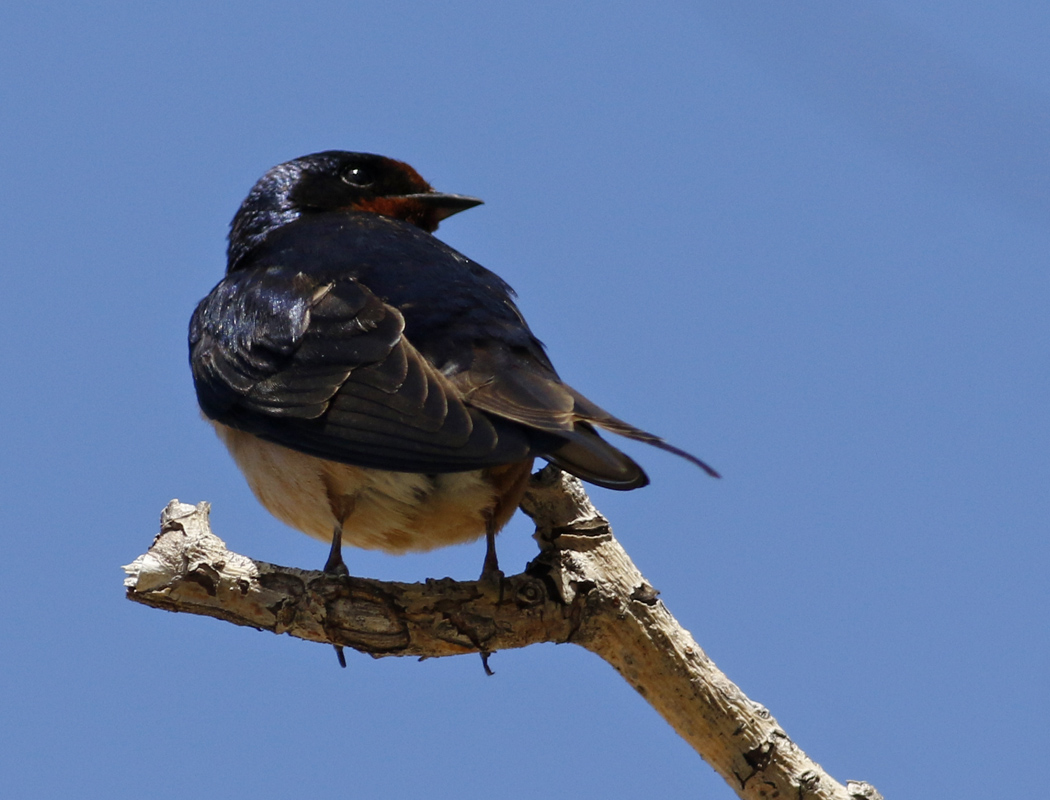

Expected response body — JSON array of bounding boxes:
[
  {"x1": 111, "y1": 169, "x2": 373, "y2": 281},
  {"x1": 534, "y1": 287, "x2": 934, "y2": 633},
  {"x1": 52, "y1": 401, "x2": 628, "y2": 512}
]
[{"x1": 341, "y1": 166, "x2": 374, "y2": 188}]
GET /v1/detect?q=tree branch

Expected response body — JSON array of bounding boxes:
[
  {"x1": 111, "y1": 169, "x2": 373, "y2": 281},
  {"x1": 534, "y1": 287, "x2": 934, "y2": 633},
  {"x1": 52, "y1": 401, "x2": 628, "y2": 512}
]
[{"x1": 124, "y1": 465, "x2": 881, "y2": 800}]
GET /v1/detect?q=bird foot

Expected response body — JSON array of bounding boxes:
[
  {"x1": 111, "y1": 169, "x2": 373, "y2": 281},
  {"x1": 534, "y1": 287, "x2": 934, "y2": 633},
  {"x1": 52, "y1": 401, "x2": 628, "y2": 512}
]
[
  {"x1": 325, "y1": 525, "x2": 349, "y2": 668},
  {"x1": 480, "y1": 564, "x2": 505, "y2": 586}
]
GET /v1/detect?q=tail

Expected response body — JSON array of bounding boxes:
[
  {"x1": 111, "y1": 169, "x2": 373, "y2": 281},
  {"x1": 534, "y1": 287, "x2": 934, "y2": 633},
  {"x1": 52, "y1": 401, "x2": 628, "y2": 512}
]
[{"x1": 544, "y1": 389, "x2": 720, "y2": 491}]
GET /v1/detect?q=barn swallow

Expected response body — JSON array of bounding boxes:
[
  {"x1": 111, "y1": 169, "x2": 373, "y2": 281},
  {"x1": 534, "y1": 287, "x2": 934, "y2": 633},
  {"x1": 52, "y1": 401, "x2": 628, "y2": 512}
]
[{"x1": 190, "y1": 151, "x2": 718, "y2": 585}]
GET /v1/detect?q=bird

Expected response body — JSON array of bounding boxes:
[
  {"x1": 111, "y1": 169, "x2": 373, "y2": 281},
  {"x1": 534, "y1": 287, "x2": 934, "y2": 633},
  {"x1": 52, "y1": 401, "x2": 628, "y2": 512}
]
[{"x1": 189, "y1": 151, "x2": 718, "y2": 585}]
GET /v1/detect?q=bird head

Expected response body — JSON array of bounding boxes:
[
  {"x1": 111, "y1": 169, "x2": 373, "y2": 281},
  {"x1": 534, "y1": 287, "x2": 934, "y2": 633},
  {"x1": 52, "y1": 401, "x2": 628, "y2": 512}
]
[{"x1": 226, "y1": 151, "x2": 483, "y2": 271}]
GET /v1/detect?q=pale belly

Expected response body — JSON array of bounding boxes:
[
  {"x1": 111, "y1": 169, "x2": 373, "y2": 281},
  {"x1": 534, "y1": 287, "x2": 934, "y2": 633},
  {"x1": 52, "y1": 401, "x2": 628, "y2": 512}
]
[{"x1": 213, "y1": 422, "x2": 527, "y2": 554}]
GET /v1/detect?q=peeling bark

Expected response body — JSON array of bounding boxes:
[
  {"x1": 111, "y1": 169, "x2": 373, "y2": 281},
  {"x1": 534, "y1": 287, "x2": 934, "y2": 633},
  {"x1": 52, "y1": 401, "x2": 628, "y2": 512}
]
[{"x1": 124, "y1": 466, "x2": 881, "y2": 800}]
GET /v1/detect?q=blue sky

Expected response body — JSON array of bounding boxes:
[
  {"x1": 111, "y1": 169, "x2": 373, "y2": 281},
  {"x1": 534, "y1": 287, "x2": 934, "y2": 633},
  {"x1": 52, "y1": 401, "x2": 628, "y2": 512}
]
[{"x1": 2, "y1": 3, "x2": 1047, "y2": 798}]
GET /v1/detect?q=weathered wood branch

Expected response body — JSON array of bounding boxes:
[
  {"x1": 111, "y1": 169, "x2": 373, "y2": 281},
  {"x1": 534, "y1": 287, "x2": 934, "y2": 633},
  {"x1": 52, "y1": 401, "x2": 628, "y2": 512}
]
[{"x1": 124, "y1": 466, "x2": 881, "y2": 800}]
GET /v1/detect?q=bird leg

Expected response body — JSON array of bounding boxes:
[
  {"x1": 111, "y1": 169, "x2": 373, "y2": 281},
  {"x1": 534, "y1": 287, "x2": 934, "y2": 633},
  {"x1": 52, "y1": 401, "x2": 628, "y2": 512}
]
[
  {"x1": 321, "y1": 491, "x2": 357, "y2": 668},
  {"x1": 480, "y1": 525, "x2": 502, "y2": 582},
  {"x1": 477, "y1": 459, "x2": 531, "y2": 583},
  {"x1": 477, "y1": 524, "x2": 503, "y2": 674},
  {"x1": 323, "y1": 522, "x2": 349, "y2": 668},
  {"x1": 322, "y1": 489, "x2": 356, "y2": 577},
  {"x1": 323, "y1": 522, "x2": 349, "y2": 577}
]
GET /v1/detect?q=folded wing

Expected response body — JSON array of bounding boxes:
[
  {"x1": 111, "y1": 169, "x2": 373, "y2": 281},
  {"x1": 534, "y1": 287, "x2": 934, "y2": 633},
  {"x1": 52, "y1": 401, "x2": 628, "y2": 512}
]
[
  {"x1": 190, "y1": 265, "x2": 715, "y2": 487},
  {"x1": 191, "y1": 266, "x2": 549, "y2": 472}
]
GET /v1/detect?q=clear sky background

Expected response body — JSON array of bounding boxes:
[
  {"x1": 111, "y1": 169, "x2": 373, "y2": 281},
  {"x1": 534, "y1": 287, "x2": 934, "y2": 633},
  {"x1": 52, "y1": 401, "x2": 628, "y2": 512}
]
[{"x1": 2, "y1": 2, "x2": 1047, "y2": 798}]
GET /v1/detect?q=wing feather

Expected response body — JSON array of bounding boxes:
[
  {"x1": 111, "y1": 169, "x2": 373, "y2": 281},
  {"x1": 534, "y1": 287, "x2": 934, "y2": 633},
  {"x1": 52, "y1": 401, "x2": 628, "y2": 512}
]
[
  {"x1": 190, "y1": 265, "x2": 545, "y2": 471},
  {"x1": 190, "y1": 257, "x2": 715, "y2": 485}
]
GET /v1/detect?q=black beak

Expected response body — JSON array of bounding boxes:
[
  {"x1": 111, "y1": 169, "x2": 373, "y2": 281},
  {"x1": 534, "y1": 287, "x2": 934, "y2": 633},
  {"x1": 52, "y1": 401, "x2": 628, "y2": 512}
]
[{"x1": 401, "y1": 192, "x2": 484, "y2": 221}]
